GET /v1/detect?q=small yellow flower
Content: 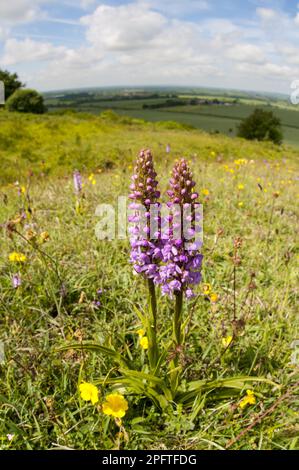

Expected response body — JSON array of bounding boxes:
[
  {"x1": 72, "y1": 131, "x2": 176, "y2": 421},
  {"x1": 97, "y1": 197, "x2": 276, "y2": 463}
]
[
  {"x1": 202, "y1": 188, "x2": 210, "y2": 196},
  {"x1": 140, "y1": 336, "x2": 149, "y2": 350},
  {"x1": 239, "y1": 390, "x2": 256, "y2": 409},
  {"x1": 9, "y1": 252, "x2": 27, "y2": 263},
  {"x1": 202, "y1": 283, "x2": 212, "y2": 295},
  {"x1": 210, "y1": 151, "x2": 216, "y2": 158},
  {"x1": 237, "y1": 184, "x2": 244, "y2": 190},
  {"x1": 209, "y1": 293, "x2": 218, "y2": 303},
  {"x1": 39, "y1": 231, "x2": 50, "y2": 243},
  {"x1": 136, "y1": 329, "x2": 145, "y2": 338},
  {"x1": 88, "y1": 174, "x2": 96, "y2": 185},
  {"x1": 79, "y1": 382, "x2": 99, "y2": 405},
  {"x1": 238, "y1": 202, "x2": 244, "y2": 207},
  {"x1": 102, "y1": 393, "x2": 128, "y2": 418},
  {"x1": 222, "y1": 336, "x2": 233, "y2": 348},
  {"x1": 21, "y1": 186, "x2": 26, "y2": 194}
]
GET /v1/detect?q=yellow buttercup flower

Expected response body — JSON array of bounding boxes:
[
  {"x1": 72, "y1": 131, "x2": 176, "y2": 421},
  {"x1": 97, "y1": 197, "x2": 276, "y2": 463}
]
[
  {"x1": 9, "y1": 252, "x2": 27, "y2": 263},
  {"x1": 239, "y1": 390, "x2": 256, "y2": 409},
  {"x1": 202, "y1": 283, "x2": 212, "y2": 295},
  {"x1": 102, "y1": 393, "x2": 128, "y2": 418},
  {"x1": 88, "y1": 174, "x2": 96, "y2": 185},
  {"x1": 79, "y1": 382, "x2": 99, "y2": 405},
  {"x1": 202, "y1": 188, "x2": 210, "y2": 196},
  {"x1": 140, "y1": 336, "x2": 149, "y2": 350},
  {"x1": 222, "y1": 336, "x2": 233, "y2": 348},
  {"x1": 209, "y1": 293, "x2": 218, "y2": 303},
  {"x1": 136, "y1": 329, "x2": 145, "y2": 338}
]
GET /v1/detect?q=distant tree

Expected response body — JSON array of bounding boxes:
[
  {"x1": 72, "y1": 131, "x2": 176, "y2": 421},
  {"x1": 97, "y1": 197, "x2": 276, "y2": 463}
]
[
  {"x1": 0, "y1": 69, "x2": 25, "y2": 101},
  {"x1": 237, "y1": 108, "x2": 283, "y2": 145},
  {"x1": 6, "y1": 89, "x2": 46, "y2": 114}
]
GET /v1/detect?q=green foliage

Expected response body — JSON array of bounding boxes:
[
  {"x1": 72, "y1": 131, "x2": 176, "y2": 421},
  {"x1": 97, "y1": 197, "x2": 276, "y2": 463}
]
[
  {"x1": 6, "y1": 89, "x2": 46, "y2": 114},
  {"x1": 237, "y1": 108, "x2": 283, "y2": 145},
  {"x1": 0, "y1": 110, "x2": 296, "y2": 186},
  {"x1": 0, "y1": 69, "x2": 24, "y2": 101},
  {"x1": 0, "y1": 112, "x2": 298, "y2": 450}
]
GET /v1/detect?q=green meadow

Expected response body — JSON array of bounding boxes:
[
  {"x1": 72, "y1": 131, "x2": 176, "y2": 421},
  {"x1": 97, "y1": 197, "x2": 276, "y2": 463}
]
[
  {"x1": 0, "y1": 109, "x2": 298, "y2": 450},
  {"x1": 44, "y1": 90, "x2": 299, "y2": 148}
]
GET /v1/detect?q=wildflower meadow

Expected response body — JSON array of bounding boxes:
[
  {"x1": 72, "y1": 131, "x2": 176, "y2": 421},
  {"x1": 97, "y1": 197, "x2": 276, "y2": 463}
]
[{"x1": 0, "y1": 110, "x2": 298, "y2": 451}]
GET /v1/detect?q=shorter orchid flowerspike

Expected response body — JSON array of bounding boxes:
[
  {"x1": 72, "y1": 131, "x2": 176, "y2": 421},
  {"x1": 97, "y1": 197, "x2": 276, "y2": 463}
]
[{"x1": 158, "y1": 158, "x2": 203, "y2": 299}]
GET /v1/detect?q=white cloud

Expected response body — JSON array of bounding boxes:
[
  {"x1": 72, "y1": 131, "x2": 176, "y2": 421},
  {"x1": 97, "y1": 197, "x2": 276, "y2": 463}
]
[
  {"x1": 1, "y1": 38, "x2": 67, "y2": 65},
  {"x1": 226, "y1": 44, "x2": 265, "y2": 64},
  {"x1": 256, "y1": 8, "x2": 277, "y2": 20},
  {"x1": 0, "y1": 0, "x2": 46, "y2": 24},
  {"x1": 1, "y1": 1, "x2": 299, "y2": 93},
  {"x1": 81, "y1": 3, "x2": 167, "y2": 51}
]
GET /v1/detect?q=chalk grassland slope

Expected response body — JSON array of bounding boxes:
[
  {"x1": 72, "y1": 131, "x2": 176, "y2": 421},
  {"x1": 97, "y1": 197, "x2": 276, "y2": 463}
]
[
  {"x1": 0, "y1": 108, "x2": 298, "y2": 450},
  {"x1": 0, "y1": 110, "x2": 298, "y2": 185},
  {"x1": 44, "y1": 93, "x2": 299, "y2": 148}
]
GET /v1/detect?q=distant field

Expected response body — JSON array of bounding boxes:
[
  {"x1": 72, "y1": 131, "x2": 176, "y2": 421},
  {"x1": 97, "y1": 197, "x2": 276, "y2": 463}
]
[{"x1": 45, "y1": 92, "x2": 299, "y2": 148}]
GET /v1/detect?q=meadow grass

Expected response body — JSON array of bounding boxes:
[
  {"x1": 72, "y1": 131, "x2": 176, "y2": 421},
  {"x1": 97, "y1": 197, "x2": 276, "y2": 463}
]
[{"x1": 0, "y1": 111, "x2": 298, "y2": 450}]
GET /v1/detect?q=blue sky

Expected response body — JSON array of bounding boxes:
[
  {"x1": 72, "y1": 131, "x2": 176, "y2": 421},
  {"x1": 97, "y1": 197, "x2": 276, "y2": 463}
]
[{"x1": 0, "y1": 1, "x2": 299, "y2": 93}]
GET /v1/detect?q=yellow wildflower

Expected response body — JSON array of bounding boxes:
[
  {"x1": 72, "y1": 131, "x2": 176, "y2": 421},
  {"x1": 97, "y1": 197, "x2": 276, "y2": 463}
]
[
  {"x1": 88, "y1": 174, "x2": 96, "y2": 185},
  {"x1": 222, "y1": 336, "x2": 233, "y2": 348},
  {"x1": 202, "y1": 188, "x2": 210, "y2": 196},
  {"x1": 209, "y1": 293, "x2": 218, "y2": 303},
  {"x1": 136, "y1": 329, "x2": 145, "y2": 338},
  {"x1": 210, "y1": 151, "x2": 216, "y2": 158},
  {"x1": 9, "y1": 252, "x2": 27, "y2": 263},
  {"x1": 140, "y1": 336, "x2": 149, "y2": 350},
  {"x1": 202, "y1": 283, "x2": 212, "y2": 295},
  {"x1": 79, "y1": 382, "x2": 99, "y2": 405},
  {"x1": 239, "y1": 390, "x2": 256, "y2": 409},
  {"x1": 237, "y1": 184, "x2": 244, "y2": 190},
  {"x1": 238, "y1": 202, "x2": 244, "y2": 207},
  {"x1": 102, "y1": 393, "x2": 128, "y2": 418}
]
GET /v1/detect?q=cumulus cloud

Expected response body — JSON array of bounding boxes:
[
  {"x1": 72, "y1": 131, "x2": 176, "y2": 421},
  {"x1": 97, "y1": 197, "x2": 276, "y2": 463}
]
[
  {"x1": 81, "y1": 3, "x2": 167, "y2": 51},
  {"x1": 1, "y1": 38, "x2": 67, "y2": 65},
  {"x1": 1, "y1": 1, "x2": 299, "y2": 93},
  {"x1": 0, "y1": 0, "x2": 46, "y2": 24},
  {"x1": 226, "y1": 44, "x2": 266, "y2": 64}
]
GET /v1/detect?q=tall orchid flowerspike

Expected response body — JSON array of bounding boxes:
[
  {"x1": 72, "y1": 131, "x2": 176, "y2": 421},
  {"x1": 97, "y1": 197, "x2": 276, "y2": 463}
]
[
  {"x1": 128, "y1": 149, "x2": 161, "y2": 369},
  {"x1": 159, "y1": 159, "x2": 203, "y2": 299},
  {"x1": 128, "y1": 149, "x2": 162, "y2": 280}
]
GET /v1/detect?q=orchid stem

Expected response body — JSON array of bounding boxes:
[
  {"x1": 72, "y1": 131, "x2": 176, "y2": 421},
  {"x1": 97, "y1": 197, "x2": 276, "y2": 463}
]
[
  {"x1": 174, "y1": 291, "x2": 183, "y2": 346},
  {"x1": 147, "y1": 279, "x2": 158, "y2": 371}
]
